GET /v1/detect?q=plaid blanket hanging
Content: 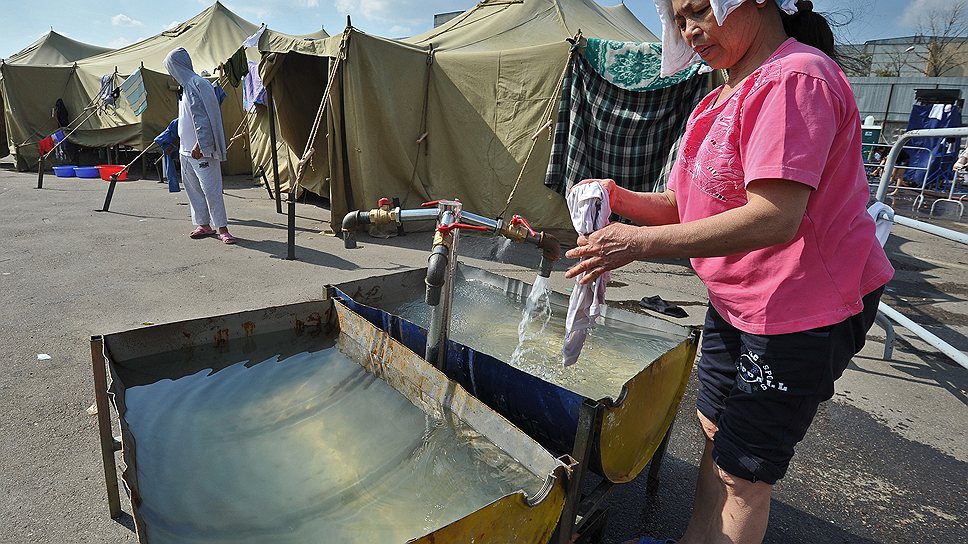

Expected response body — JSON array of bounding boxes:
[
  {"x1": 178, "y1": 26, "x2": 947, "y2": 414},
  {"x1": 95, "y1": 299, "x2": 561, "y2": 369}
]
[{"x1": 545, "y1": 43, "x2": 707, "y2": 196}]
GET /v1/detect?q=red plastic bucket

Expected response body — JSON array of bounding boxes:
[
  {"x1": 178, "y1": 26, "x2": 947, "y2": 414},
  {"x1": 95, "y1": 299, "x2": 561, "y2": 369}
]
[{"x1": 97, "y1": 164, "x2": 128, "y2": 181}]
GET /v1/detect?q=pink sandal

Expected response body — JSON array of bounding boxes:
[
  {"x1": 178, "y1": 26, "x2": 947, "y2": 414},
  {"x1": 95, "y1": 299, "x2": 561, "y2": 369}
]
[
  {"x1": 218, "y1": 232, "x2": 237, "y2": 244},
  {"x1": 189, "y1": 226, "x2": 216, "y2": 239}
]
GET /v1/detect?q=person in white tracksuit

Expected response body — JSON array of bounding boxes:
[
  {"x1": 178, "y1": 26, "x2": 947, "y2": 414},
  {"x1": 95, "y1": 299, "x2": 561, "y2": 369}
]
[{"x1": 163, "y1": 47, "x2": 236, "y2": 244}]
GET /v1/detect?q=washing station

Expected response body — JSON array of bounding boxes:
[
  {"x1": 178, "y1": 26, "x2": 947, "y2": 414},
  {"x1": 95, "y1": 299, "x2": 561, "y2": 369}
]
[
  {"x1": 337, "y1": 199, "x2": 700, "y2": 542},
  {"x1": 90, "y1": 299, "x2": 571, "y2": 543}
]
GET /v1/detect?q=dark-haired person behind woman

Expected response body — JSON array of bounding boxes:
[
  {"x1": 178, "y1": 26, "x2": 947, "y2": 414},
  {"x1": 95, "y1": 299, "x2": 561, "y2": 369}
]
[{"x1": 564, "y1": 1, "x2": 893, "y2": 543}]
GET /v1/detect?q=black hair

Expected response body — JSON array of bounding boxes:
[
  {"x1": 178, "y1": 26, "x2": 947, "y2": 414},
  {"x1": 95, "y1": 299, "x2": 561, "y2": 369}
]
[{"x1": 780, "y1": 0, "x2": 837, "y2": 61}]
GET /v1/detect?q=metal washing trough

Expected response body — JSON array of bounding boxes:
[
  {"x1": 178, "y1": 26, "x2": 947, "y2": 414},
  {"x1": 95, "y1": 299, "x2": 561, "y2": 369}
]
[
  {"x1": 91, "y1": 298, "x2": 570, "y2": 544},
  {"x1": 331, "y1": 264, "x2": 699, "y2": 542}
]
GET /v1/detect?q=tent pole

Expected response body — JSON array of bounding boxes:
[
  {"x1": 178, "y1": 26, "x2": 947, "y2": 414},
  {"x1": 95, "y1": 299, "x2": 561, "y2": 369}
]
[{"x1": 266, "y1": 82, "x2": 282, "y2": 214}]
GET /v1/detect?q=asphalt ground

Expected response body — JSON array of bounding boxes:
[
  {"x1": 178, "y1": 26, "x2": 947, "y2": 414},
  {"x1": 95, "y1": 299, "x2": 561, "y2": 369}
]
[{"x1": 0, "y1": 159, "x2": 965, "y2": 543}]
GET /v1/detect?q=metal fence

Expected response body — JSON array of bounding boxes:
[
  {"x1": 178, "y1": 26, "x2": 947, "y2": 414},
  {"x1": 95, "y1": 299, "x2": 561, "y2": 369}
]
[{"x1": 872, "y1": 126, "x2": 968, "y2": 369}]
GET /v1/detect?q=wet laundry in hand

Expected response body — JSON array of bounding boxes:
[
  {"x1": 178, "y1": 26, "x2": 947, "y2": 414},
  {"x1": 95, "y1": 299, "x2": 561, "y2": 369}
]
[{"x1": 563, "y1": 181, "x2": 610, "y2": 366}]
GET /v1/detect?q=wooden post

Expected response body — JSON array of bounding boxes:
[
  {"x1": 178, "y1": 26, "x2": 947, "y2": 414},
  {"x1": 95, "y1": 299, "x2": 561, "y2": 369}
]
[{"x1": 90, "y1": 336, "x2": 122, "y2": 519}]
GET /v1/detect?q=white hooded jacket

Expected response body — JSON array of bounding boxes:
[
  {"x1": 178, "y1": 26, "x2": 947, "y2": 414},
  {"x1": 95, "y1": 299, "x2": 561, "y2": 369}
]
[{"x1": 163, "y1": 48, "x2": 227, "y2": 161}]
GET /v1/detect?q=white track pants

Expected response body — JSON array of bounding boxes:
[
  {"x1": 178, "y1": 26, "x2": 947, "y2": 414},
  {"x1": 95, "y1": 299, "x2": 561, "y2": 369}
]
[{"x1": 180, "y1": 154, "x2": 227, "y2": 228}]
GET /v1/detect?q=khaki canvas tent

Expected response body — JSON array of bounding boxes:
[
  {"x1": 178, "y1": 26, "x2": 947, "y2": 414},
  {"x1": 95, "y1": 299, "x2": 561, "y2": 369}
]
[
  {"x1": 2, "y1": 2, "x2": 325, "y2": 177},
  {"x1": 0, "y1": 31, "x2": 112, "y2": 159},
  {"x1": 260, "y1": 0, "x2": 658, "y2": 232}
]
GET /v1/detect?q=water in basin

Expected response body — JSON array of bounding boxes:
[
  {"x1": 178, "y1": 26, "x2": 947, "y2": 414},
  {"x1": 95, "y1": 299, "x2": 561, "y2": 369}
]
[
  {"x1": 122, "y1": 331, "x2": 543, "y2": 543},
  {"x1": 390, "y1": 277, "x2": 681, "y2": 401}
]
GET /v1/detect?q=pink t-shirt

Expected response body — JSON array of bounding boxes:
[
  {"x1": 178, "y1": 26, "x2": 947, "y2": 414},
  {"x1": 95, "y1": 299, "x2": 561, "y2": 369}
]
[{"x1": 668, "y1": 38, "x2": 894, "y2": 335}]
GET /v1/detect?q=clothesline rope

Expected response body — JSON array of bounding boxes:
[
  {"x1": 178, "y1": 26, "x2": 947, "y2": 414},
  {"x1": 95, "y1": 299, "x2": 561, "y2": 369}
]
[{"x1": 497, "y1": 33, "x2": 578, "y2": 219}]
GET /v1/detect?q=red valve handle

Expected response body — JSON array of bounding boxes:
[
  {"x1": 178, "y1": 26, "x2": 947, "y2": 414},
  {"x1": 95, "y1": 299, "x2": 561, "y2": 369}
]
[
  {"x1": 437, "y1": 222, "x2": 488, "y2": 235},
  {"x1": 421, "y1": 198, "x2": 461, "y2": 207},
  {"x1": 510, "y1": 214, "x2": 537, "y2": 237},
  {"x1": 377, "y1": 198, "x2": 391, "y2": 207}
]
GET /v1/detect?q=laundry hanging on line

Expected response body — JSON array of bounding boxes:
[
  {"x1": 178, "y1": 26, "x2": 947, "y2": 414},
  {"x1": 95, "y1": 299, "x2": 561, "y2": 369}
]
[
  {"x1": 223, "y1": 47, "x2": 247, "y2": 87},
  {"x1": 120, "y1": 69, "x2": 148, "y2": 117},
  {"x1": 545, "y1": 44, "x2": 706, "y2": 196},
  {"x1": 242, "y1": 60, "x2": 266, "y2": 112}
]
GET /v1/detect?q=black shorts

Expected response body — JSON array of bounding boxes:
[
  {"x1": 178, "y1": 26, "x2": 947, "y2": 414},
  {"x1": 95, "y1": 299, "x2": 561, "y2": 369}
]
[{"x1": 696, "y1": 287, "x2": 883, "y2": 484}]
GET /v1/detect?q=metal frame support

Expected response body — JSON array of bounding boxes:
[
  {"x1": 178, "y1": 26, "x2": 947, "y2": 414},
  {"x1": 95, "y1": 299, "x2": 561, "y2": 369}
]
[
  {"x1": 90, "y1": 336, "x2": 122, "y2": 519},
  {"x1": 555, "y1": 400, "x2": 604, "y2": 544},
  {"x1": 874, "y1": 311, "x2": 896, "y2": 360}
]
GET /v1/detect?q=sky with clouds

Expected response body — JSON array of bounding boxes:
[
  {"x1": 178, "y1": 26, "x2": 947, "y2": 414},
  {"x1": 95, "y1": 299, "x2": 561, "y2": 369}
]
[{"x1": 0, "y1": 0, "x2": 957, "y2": 60}]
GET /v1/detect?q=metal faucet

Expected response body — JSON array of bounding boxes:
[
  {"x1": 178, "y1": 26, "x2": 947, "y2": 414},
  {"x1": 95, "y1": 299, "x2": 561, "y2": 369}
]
[{"x1": 341, "y1": 198, "x2": 561, "y2": 369}]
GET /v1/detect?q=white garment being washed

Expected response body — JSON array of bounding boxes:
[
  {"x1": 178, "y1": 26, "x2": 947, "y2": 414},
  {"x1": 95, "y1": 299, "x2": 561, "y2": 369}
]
[
  {"x1": 563, "y1": 182, "x2": 611, "y2": 367},
  {"x1": 180, "y1": 154, "x2": 228, "y2": 228}
]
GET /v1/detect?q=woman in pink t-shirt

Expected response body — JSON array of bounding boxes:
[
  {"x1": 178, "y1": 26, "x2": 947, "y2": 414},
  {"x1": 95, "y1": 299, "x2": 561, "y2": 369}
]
[{"x1": 564, "y1": 1, "x2": 893, "y2": 543}]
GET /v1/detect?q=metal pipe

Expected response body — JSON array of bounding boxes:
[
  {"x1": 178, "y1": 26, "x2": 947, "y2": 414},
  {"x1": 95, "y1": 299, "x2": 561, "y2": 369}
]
[
  {"x1": 459, "y1": 210, "x2": 500, "y2": 232},
  {"x1": 878, "y1": 302, "x2": 968, "y2": 370},
  {"x1": 875, "y1": 127, "x2": 968, "y2": 202},
  {"x1": 426, "y1": 208, "x2": 458, "y2": 368},
  {"x1": 893, "y1": 214, "x2": 968, "y2": 245},
  {"x1": 340, "y1": 210, "x2": 370, "y2": 249},
  {"x1": 398, "y1": 207, "x2": 440, "y2": 223}
]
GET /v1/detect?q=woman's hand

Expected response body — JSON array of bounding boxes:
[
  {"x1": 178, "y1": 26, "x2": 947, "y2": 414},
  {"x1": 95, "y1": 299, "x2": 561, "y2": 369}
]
[
  {"x1": 570, "y1": 178, "x2": 617, "y2": 200},
  {"x1": 191, "y1": 142, "x2": 202, "y2": 159},
  {"x1": 564, "y1": 222, "x2": 647, "y2": 285}
]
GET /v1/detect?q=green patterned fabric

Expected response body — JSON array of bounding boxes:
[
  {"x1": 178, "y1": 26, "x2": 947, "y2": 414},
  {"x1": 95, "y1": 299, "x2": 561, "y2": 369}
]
[{"x1": 583, "y1": 38, "x2": 702, "y2": 92}]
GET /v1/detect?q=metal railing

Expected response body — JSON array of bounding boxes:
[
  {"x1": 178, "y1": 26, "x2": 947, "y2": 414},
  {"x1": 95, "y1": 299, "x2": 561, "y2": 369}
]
[{"x1": 873, "y1": 126, "x2": 968, "y2": 370}]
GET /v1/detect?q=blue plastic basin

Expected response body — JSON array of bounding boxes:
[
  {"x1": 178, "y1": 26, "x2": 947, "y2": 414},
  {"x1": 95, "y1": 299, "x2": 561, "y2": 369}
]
[
  {"x1": 53, "y1": 165, "x2": 77, "y2": 178},
  {"x1": 74, "y1": 166, "x2": 100, "y2": 178}
]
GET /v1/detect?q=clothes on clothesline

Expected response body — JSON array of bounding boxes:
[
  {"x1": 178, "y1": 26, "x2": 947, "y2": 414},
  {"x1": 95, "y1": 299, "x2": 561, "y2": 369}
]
[
  {"x1": 545, "y1": 49, "x2": 706, "y2": 196},
  {"x1": 242, "y1": 60, "x2": 266, "y2": 112},
  {"x1": 243, "y1": 23, "x2": 267, "y2": 48},
  {"x1": 120, "y1": 69, "x2": 148, "y2": 117},
  {"x1": 50, "y1": 130, "x2": 67, "y2": 162},
  {"x1": 562, "y1": 181, "x2": 611, "y2": 367},
  {"x1": 223, "y1": 47, "x2": 247, "y2": 88},
  {"x1": 53, "y1": 99, "x2": 69, "y2": 128},
  {"x1": 98, "y1": 74, "x2": 119, "y2": 109},
  {"x1": 583, "y1": 38, "x2": 702, "y2": 92},
  {"x1": 38, "y1": 136, "x2": 54, "y2": 156}
]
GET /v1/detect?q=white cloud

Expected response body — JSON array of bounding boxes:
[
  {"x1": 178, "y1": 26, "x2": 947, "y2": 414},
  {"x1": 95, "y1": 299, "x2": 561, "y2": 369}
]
[
  {"x1": 111, "y1": 14, "x2": 144, "y2": 27},
  {"x1": 388, "y1": 25, "x2": 411, "y2": 36},
  {"x1": 301, "y1": 0, "x2": 320, "y2": 6},
  {"x1": 897, "y1": 0, "x2": 958, "y2": 29},
  {"x1": 165, "y1": 21, "x2": 181, "y2": 30}
]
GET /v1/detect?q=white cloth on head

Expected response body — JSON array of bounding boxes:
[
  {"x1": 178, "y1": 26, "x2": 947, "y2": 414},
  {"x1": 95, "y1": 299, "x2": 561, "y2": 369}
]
[
  {"x1": 180, "y1": 154, "x2": 228, "y2": 228},
  {"x1": 654, "y1": 0, "x2": 799, "y2": 76},
  {"x1": 563, "y1": 182, "x2": 611, "y2": 367}
]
